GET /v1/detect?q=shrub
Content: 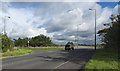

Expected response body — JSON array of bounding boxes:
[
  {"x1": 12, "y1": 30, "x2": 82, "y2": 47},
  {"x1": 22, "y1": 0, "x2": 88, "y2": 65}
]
[{"x1": 2, "y1": 34, "x2": 13, "y2": 52}]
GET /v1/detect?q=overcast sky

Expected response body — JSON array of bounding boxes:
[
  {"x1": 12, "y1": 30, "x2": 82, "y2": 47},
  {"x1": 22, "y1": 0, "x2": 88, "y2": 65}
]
[{"x1": 0, "y1": 1, "x2": 119, "y2": 45}]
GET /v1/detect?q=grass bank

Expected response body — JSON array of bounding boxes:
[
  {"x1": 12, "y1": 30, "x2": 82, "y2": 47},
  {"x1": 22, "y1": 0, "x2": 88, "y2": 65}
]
[
  {"x1": 84, "y1": 48, "x2": 119, "y2": 70},
  {"x1": 29, "y1": 46, "x2": 64, "y2": 49},
  {"x1": 1, "y1": 47, "x2": 33, "y2": 57}
]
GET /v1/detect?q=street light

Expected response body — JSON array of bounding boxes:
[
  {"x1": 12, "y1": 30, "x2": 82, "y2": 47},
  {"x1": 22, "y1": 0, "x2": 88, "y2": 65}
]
[
  {"x1": 4, "y1": 16, "x2": 10, "y2": 34},
  {"x1": 89, "y1": 8, "x2": 97, "y2": 50}
]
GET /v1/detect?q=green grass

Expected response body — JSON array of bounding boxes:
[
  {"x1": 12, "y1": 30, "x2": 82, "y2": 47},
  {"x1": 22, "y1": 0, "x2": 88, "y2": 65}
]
[
  {"x1": 84, "y1": 48, "x2": 119, "y2": 70},
  {"x1": 1, "y1": 47, "x2": 33, "y2": 57},
  {"x1": 29, "y1": 46, "x2": 64, "y2": 49}
]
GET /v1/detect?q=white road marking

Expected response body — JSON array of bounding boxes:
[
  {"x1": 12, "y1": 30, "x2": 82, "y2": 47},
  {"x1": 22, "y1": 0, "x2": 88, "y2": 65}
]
[
  {"x1": 55, "y1": 61, "x2": 69, "y2": 69},
  {"x1": 47, "y1": 51, "x2": 54, "y2": 53},
  {"x1": 55, "y1": 55, "x2": 80, "y2": 69},
  {"x1": 45, "y1": 59, "x2": 53, "y2": 61}
]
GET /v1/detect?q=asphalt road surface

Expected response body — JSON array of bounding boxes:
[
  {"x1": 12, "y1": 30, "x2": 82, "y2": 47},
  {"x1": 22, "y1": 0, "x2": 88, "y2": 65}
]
[{"x1": 2, "y1": 48, "x2": 94, "y2": 70}]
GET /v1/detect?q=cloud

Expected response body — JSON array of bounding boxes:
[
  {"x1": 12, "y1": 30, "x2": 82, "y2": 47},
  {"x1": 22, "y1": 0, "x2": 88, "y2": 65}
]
[
  {"x1": 0, "y1": 2, "x2": 117, "y2": 45},
  {"x1": 113, "y1": 4, "x2": 119, "y2": 15},
  {"x1": 0, "y1": 6, "x2": 47, "y2": 38},
  {"x1": 38, "y1": 2, "x2": 114, "y2": 44},
  {"x1": 2, "y1": 0, "x2": 119, "y2": 2}
]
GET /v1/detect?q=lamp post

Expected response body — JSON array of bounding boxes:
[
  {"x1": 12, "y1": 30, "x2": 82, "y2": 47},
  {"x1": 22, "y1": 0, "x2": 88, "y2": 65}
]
[
  {"x1": 77, "y1": 24, "x2": 78, "y2": 48},
  {"x1": 4, "y1": 16, "x2": 10, "y2": 34},
  {"x1": 89, "y1": 8, "x2": 96, "y2": 50}
]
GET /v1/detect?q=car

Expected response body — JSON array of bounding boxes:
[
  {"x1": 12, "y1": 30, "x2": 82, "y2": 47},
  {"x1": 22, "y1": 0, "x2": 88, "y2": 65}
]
[{"x1": 65, "y1": 44, "x2": 74, "y2": 50}]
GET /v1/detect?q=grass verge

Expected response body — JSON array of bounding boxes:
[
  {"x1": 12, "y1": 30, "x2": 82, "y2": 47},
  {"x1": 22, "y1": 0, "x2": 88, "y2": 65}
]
[
  {"x1": 1, "y1": 47, "x2": 33, "y2": 57},
  {"x1": 84, "y1": 48, "x2": 119, "y2": 70},
  {"x1": 29, "y1": 47, "x2": 64, "y2": 49}
]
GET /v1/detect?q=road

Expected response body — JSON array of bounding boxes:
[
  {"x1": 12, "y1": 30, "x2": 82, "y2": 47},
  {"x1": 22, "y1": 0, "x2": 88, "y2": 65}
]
[{"x1": 2, "y1": 48, "x2": 94, "y2": 70}]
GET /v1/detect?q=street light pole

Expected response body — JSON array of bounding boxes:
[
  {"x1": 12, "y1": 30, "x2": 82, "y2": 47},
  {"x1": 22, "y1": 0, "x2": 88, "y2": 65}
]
[
  {"x1": 89, "y1": 8, "x2": 97, "y2": 50},
  {"x1": 95, "y1": 9, "x2": 97, "y2": 50},
  {"x1": 4, "y1": 16, "x2": 10, "y2": 34},
  {"x1": 77, "y1": 24, "x2": 78, "y2": 48}
]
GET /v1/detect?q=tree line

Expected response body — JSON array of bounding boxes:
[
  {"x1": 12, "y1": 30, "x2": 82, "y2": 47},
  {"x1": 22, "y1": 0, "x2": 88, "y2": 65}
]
[
  {"x1": 14, "y1": 34, "x2": 55, "y2": 47},
  {"x1": 1, "y1": 34, "x2": 56, "y2": 52}
]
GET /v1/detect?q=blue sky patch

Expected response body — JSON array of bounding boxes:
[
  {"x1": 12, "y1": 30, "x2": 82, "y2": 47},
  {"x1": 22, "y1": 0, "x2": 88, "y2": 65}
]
[{"x1": 97, "y1": 2, "x2": 118, "y2": 8}]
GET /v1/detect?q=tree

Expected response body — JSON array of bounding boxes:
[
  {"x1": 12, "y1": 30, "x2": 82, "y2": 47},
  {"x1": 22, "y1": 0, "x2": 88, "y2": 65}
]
[
  {"x1": 67, "y1": 42, "x2": 74, "y2": 46},
  {"x1": 97, "y1": 14, "x2": 120, "y2": 50},
  {"x1": 0, "y1": 33, "x2": 2, "y2": 52},
  {"x1": 2, "y1": 34, "x2": 13, "y2": 52},
  {"x1": 14, "y1": 37, "x2": 28, "y2": 47},
  {"x1": 30, "y1": 34, "x2": 53, "y2": 47}
]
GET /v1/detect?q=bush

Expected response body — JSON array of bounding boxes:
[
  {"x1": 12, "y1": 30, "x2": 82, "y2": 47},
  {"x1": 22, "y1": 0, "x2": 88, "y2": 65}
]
[{"x1": 2, "y1": 34, "x2": 13, "y2": 52}]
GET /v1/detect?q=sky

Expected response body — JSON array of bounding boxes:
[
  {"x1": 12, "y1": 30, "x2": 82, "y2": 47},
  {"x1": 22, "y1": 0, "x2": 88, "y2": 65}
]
[{"x1": 0, "y1": 1, "x2": 119, "y2": 45}]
